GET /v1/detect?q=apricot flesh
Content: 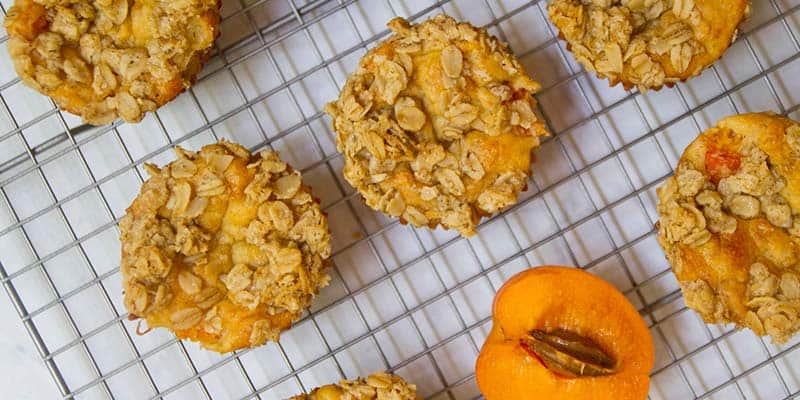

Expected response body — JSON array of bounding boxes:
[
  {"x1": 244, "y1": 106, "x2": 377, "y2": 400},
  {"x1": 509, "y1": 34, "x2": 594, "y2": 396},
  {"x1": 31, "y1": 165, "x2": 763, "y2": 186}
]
[{"x1": 475, "y1": 266, "x2": 654, "y2": 400}]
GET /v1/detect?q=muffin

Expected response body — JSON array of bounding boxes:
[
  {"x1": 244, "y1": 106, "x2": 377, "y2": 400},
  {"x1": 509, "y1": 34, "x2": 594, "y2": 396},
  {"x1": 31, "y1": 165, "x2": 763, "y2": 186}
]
[
  {"x1": 548, "y1": 0, "x2": 750, "y2": 90},
  {"x1": 289, "y1": 372, "x2": 418, "y2": 400},
  {"x1": 657, "y1": 113, "x2": 800, "y2": 344},
  {"x1": 4, "y1": 0, "x2": 220, "y2": 125},
  {"x1": 120, "y1": 141, "x2": 331, "y2": 353},
  {"x1": 325, "y1": 14, "x2": 549, "y2": 237}
]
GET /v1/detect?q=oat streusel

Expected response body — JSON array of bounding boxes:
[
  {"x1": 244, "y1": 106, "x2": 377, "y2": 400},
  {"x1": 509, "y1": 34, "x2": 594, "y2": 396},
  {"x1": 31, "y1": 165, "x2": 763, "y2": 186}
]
[
  {"x1": 548, "y1": 0, "x2": 750, "y2": 91},
  {"x1": 325, "y1": 15, "x2": 550, "y2": 237},
  {"x1": 4, "y1": 0, "x2": 220, "y2": 125},
  {"x1": 120, "y1": 141, "x2": 331, "y2": 353},
  {"x1": 289, "y1": 372, "x2": 418, "y2": 400},
  {"x1": 657, "y1": 113, "x2": 800, "y2": 344}
]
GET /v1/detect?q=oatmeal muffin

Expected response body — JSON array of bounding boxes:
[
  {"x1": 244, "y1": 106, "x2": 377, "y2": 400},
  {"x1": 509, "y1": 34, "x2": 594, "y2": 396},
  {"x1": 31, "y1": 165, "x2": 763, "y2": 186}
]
[
  {"x1": 4, "y1": 0, "x2": 220, "y2": 125},
  {"x1": 548, "y1": 0, "x2": 750, "y2": 91},
  {"x1": 657, "y1": 113, "x2": 800, "y2": 344},
  {"x1": 289, "y1": 372, "x2": 418, "y2": 400},
  {"x1": 120, "y1": 141, "x2": 331, "y2": 353},
  {"x1": 325, "y1": 15, "x2": 549, "y2": 237}
]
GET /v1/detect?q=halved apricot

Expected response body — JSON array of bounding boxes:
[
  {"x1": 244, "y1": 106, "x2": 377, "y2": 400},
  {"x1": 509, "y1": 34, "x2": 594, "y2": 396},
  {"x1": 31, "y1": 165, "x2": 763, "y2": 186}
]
[{"x1": 475, "y1": 266, "x2": 654, "y2": 400}]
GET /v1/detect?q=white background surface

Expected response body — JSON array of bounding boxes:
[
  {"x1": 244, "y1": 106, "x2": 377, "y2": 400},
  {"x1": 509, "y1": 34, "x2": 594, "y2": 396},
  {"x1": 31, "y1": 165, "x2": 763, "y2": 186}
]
[
  {"x1": 0, "y1": 292, "x2": 59, "y2": 398},
  {"x1": 2, "y1": 0, "x2": 800, "y2": 399}
]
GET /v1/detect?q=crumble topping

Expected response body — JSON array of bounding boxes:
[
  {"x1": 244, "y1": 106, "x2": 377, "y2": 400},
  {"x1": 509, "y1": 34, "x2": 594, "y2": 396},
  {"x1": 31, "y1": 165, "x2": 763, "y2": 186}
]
[
  {"x1": 325, "y1": 14, "x2": 549, "y2": 237},
  {"x1": 120, "y1": 141, "x2": 331, "y2": 352},
  {"x1": 4, "y1": 0, "x2": 220, "y2": 124},
  {"x1": 548, "y1": 0, "x2": 749, "y2": 90},
  {"x1": 657, "y1": 116, "x2": 800, "y2": 343},
  {"x1": 289, "y1": 372, "x2": 418, "y2": 400}
]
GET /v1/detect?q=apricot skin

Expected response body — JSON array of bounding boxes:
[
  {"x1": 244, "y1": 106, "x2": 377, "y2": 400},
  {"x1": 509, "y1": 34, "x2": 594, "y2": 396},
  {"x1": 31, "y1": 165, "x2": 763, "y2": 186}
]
[{"x1": 475, "y1": 266, "x2": 655, "y2": 400}]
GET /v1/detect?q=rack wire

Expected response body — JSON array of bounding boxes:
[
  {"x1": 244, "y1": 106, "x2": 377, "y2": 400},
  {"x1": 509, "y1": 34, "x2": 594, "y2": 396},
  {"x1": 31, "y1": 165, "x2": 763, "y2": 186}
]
[{"x1": 1, "y1": 0, "x2": 799, "y2": 399}]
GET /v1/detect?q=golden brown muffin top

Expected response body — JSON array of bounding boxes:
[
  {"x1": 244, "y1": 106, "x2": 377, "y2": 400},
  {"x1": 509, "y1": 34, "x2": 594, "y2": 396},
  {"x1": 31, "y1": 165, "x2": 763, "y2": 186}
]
[
  {"x1": 289, "y1": 372, "x2": 418, "y2": 400},
  {"x1": 657, "y1": 113, "x2": 800, "y2": 344},
  {"x1": 4, "y1": 0, "x2": 220, "y2": 124},
  {"x1": 120, "y1": 141, "x2": 331, "y2": 353},
  {"x1": 548, "y1": 0, "x2": 750, "y2": 90},
  {"x1": 325, "y1": 14, "x2": 549, "y2": 237}
]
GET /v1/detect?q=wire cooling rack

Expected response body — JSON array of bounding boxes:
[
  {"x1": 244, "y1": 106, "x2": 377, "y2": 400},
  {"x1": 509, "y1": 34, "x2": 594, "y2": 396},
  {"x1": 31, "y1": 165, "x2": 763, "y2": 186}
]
[{"x1": 1, "y1": 0, "x2": 800, "y2": 399}]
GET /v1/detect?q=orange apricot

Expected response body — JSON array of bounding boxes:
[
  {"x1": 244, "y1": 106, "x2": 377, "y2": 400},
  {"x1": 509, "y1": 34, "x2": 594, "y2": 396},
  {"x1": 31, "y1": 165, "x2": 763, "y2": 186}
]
[{"x1": 475, "y1": 266, "x2": 654, "y2": 400}]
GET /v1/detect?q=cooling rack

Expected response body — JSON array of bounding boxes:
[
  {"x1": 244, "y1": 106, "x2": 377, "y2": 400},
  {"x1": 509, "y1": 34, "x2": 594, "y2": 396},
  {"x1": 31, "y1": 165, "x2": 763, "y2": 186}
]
[{"x1": 1, "y1": 0, "x2": 800, "y2": 399}]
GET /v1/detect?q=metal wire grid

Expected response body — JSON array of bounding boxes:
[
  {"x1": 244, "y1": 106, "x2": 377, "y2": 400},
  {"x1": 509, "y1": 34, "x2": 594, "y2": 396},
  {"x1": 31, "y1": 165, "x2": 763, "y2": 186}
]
[{"x1": 0, "y1": 0, "x2": 799, "y2": 399}]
